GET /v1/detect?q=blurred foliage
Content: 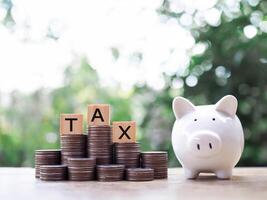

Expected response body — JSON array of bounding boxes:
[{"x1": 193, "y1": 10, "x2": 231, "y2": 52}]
[
  {"x1": 158, "y1": 0, "x2": 267, "y2": 166},
  {"x1": 0, "y1": 59, "x2": 135, "y2": 166},
  {"x1": 1, "y1": 0, "x2": 267, "y2": 167}
]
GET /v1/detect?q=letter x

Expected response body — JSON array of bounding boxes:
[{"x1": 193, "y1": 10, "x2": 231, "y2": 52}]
[{"x1": 118, "y1": 126, "x2": 131, "y2": 139}]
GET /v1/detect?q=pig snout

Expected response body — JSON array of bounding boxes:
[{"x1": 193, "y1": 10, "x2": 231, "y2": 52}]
[{"x1": 187, "y1": 131, "x2": 222, "y2": 157}]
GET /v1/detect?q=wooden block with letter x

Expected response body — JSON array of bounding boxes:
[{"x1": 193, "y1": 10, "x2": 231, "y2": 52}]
[
  {"x1": 112, "y1": 121, "x2": 136, "y2": 143},
  {"x1": 87, "y1": 104, "x2": 110, "y2": 126},
  {"x1": 60, "y1": 114, "x2": 83, "y2": 135}
]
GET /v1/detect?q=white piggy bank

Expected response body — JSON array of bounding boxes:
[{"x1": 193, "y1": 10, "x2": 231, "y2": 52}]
[{"x1": 172, "y1": 95, "x2": 244, "y2": 179}]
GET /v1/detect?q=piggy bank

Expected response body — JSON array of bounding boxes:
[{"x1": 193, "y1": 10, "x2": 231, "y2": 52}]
[{"x1": 172, "y1": 95, "x2": 244, "y2": 179}]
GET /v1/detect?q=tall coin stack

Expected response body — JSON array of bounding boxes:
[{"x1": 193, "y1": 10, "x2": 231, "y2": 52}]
[
  {"x1": 35, "y1": 149, "x2": 61, "y2": 178},
  {"x1": 60, "y1": 134, "x2": 87, "y2": 164},
  {"x1": 87, "y1": 125, "x2": 112, "y2": 164},
  {"x1": 141, "y1": 151, "x2": 168, "y2": 179},
  {"x1": 113, "y1": 143, "x2": 141, "y2": 168}
]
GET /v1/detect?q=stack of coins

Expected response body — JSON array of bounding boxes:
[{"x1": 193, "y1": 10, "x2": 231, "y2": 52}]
[
  {"x1": 96, "y1": 165, "x2": 125, "y2": 181},
  {"x1": 141, "y1": 151, "x2": 168, "y2": 179},
  {"x1": 87, "y1": 125, "x2": 112, "y2": 164},
  {"x1": 113, "y1": 143, "x2": 140, "y2": 168},
  {"x1": 39, "y1": 165, "x2": 68, "y2": 181},
  {"x1": 60, "y1": 134, "x2": 87, "y2": 164},
  {"x1": 126, "y1": 168, "x2": 154, "y2": 181},
  {"x1": 35, "y1": 149, "x2": 61, "y2": 178},
  {"x1": 68, "y1": 158, "x2": 96, "y2": 181}
]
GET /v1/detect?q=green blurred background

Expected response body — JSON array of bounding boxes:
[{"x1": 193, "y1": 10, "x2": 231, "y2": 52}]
[{"x1": 1, "y1": 0, "x2": 267, "y2": 167}]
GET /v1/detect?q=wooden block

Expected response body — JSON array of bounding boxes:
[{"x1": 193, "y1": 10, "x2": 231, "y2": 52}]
[
  {"x1": 112, "y1": 121, "x2": 136, "y2": 143},
  {"x1": 87, "y1": 104, "x2": 110, "y2": 126},
  {"x1": 60, "y1": 114, "x2": 83, "y2": 135}
]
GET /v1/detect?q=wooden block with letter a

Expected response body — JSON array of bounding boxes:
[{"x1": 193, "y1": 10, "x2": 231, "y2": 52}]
[
  {"x1": 60, "y1": 114, "x2": 83, "y2": 135},
  {"x1": 87, "y1": 104, "x2": 110, "y2": 126},
  {"x1": 112, "y1": 121, "x2": 136, "y2": 143}
]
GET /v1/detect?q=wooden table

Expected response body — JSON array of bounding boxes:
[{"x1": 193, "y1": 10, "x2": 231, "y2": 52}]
[{"x1": 1, "y1": 168, "x2": 267, "y2": 200}]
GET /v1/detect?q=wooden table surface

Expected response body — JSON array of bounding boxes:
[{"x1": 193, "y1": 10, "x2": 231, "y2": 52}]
[{"x1": 1, "y1": 167, "x2": 267, "y2": 200}]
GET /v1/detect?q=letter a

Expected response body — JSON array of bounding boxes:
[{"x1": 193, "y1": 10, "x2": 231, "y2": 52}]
[{"x1": 91, "y1": 108, "x2": 104, "y2": 122}]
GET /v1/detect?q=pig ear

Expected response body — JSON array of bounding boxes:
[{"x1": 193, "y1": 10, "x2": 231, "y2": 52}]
[
  {"x1": 215, "y1": 95, "x2": 237, "y2": 117},
  {"x1": 172, "y1": 97, "x2": 196, "y2": 119}
]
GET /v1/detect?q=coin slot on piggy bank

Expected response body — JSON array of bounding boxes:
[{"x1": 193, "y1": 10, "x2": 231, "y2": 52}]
[
  {"x1": 60, "y1": 114, "x2": 83, "y2": 135},
  {"x1": 87, "y1": 104, "x2": 110, "y2": 126},
  {"x1": 112, "y1": 121, "x2": 136, "y2": 143}
]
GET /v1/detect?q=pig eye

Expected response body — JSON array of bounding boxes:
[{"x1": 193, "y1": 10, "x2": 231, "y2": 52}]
[
  {"x1": 212, "y1": 118, "x2": 215, "y2": 121},
  {"x1": 194, "y1": 118, "x2": 197, "y2": 121}
]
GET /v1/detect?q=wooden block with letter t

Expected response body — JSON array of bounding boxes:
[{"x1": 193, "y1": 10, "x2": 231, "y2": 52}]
[
  {"x1": 60, "y1": 114, "x2": 83, "y2": 135},
  {"x1": 112, "y1": 121, "x2": 136, "y2": 143},
  {"x1": 87, "y1": 104, "x2": 110, "y2": 126}
]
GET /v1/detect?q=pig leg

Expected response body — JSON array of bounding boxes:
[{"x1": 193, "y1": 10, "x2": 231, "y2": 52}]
[
  {"x1": 184, "y1": 168, "x2": 199, "y2": 179},
  {"x1": 215, "y1": 169, "x2": 232, "y2": 179}
]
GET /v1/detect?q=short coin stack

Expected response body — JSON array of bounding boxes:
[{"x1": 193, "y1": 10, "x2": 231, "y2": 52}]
[
  {"x1": 126, "y1": 168, "x2": 154, "y2": 181},
  {"x1": 68, "y1": 158, "x2": 96, "y2": 181},
  {"x1": 35, "y1": 149, "x2": 61, "y2": 178},
  {"x1": 60, "y1": 134, "x2": 87, "y2": 164},
  {"x1": 113, "y1": 143, "x2": 140, "y2": 168},
  {"x1": 39, "y1": 165, "x2": 68, "y2": 181},
  {"x1": 96, "y1": 165, "x2": 125, "y2": 181},
  {"x1": 141, "y1": 151, "x2": 168, "y2": 179},
  {"x1": 87, "y1": 125, "x2": 112, "y2": 164}
]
